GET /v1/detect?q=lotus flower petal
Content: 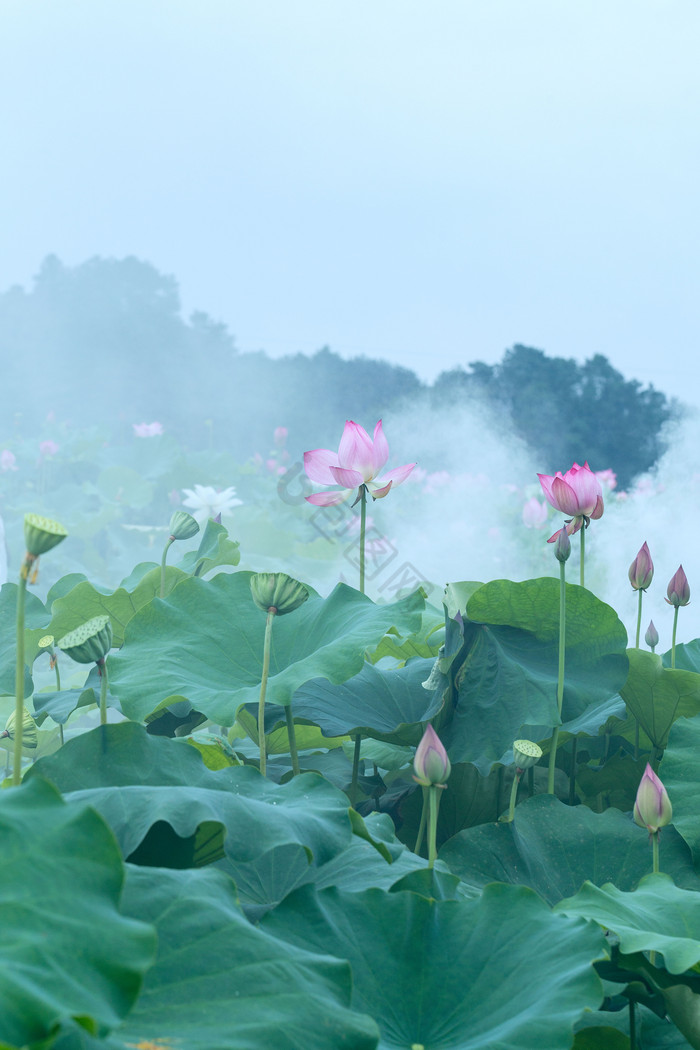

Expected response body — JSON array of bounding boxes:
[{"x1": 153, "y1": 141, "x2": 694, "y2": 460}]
[
  {"x1": 305, "y1": 489, "x2": 352, "y2": 506},
  {"x1": 338, "y1": 421, "x2": 375, "y2": 477},
  {"x1": 330, "y1": 465, "x2": 364, "y2": 488},
  {"x1": 303, "y1": 448, "x2": 339, "y2": 485}
]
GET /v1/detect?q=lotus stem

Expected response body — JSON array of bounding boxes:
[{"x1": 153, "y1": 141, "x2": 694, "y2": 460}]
[
  {"x1": 635, "y1": 589, "x2": 643, "y2": 649},
  {"x1": 13, "y1": 557, "x2": 31, "y2": 786},
  {"x1": 160, "y1": 536, "x2": 175, "y2": 598},
  {"x1": 629, "y1": 1001, "x2": 636, "y2": 1050},
  {"x1": 257, "y1": 608, "x2": 276, "y2": 777},
  {"x1": 350, "y1": 732, "x2": 362, "y2": 808},
  {"x1": 414, "y1": 785, "x2": 428, "y2": 854},
  {"x1": 568, "y1": 736, "x2": 578, "y2": 805},
  {"x1": 98, "y1": 658, "x2": 109, "y2": 726},
  {"x1": 427, "y1": 785, "x2": 441, "y2": 869},
  {"x1": 285, "y1": 703, "x2": 300, "y2": 776},
  {"x1": 579, "y1": 525, "x2": 585, "y2": 588},
  {"x1": 671, "y1": 606, "x2": 679, "y2": 668},
  {"x1": 547, "y1": 559, "x2": 567, "y2": 794},
  {"x1": 359, "y1": 486, "x2": 367, "y2": 594},
  {"x1": 507, "y1": 770, "x2": 522, "y2": 822}
]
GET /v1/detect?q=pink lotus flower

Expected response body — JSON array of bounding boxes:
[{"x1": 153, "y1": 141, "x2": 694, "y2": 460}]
[
  {"x1": 538, "y1": 461, "x2": 604, "y2": 543},
  {"x1": 665, "y1": 565, "x2": 690, "y2": 607},
  {"x1": 634, "y1": 763, "x2": 672, "y2": 833},
  {"x1": 39, "y1": 440, "x2": 59, "y2": 457},
  {"x1": 133, "y1": 422, "x2": 164, "y2": 438},
  {"x1": 304, "y1": 420, "x2": 415, "y2": 507},
  {"x1": 0, "y1": 450, "x2": 17, "y2": 471},
  {"x1": 629, "y1": 542, "x2": 654, "y2": 591},
  {"x1": 595, "y1": 468, "x2": 617, "y2": 491},
  {"x1": 413, "y1": 724, "x2": 451, "y2": 786},
  {"x1": 273, "y1": 427, "x2": 288, "y2": 446},
  {"x1": 522, "y1": 497, "x2": 548, "y2": 529}
]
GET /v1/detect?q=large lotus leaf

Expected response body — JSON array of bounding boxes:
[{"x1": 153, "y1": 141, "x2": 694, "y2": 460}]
[
  {"x1": 290, "y1": 657, "x2": 442, "y2": 744},
  {"x1": 438, "y1": 795, "x2": 700, "y2": 905},
  {"x1": 47, "y1": 565, "x2": 188, "y2": 649},
  {"x1": 0, "y1": 777, "x2": 156, "y2": 1047},
  {"x1": 660, "y1": 714, "x2": 700, "y2": 866},
  {"x1": 662, "y1": 641, "x2": 700, "y2": 673},
  {"x1": 264, "y1": 882, "x2": 606, "y2": 1050},
  {"x1": 108, "y1": 865, "x2": 379, "y2": 1050},
  {"x1": 0, "y1": 582, "x2": 51, "y2": 696},
  {"x1": 621, "y1": 649, "x2": 700, "y2": 750},
  {"x1": 557, "y1": 874, "x2": 700, "y2": 975},
  {"x1": 108, "y1": 572, "x2": 424, "y2": 724},
  {"x1": 175, "y1": 517, "x2": 240, "y2": 576},
  {"x1": 444, "y1": 578, "x2": 628, "y2": 773},
  {"x1": 28, "y1": 722, "x2": 354, "y2": 865}
]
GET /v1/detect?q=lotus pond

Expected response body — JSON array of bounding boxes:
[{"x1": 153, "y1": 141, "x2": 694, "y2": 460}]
[{"x1": 3, "y1": 422, "x2": 700, "y2": 1050}]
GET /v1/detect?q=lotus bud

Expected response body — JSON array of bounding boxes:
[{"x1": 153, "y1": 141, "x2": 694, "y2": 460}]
[
  {"x1": 57, "y1": 615, "x2": 113, "y2": 664},
  {"x1": 250, "y1": 572, "x2": 309, "y2": 615},
  {"x1": 513, "y1": 739, "x2": 543, "y2": 771},
  {"x1": 554, "y1": 528, "x2": 571, "y2": 563},
  {"x1": 168, "y1": 510, "x2": 200, "y2": 541},
  {"x1": 1, "y1": 709, "x2": 38, "y2": 750},
  {"x1": 645, "y1": 620, "x2": 659, "y2": 650},
  {"x1": 665, "y1": 565, "x2": 690, "y2": 607},
  {"x1": 629, "y1": 542, "x2": 654, "y2": 591},
  {"x1": 23, "y1": 513, "x2": 68, "y2": 557},
  {"x1": 634, "y1": 762, "x2": 672, "y2": 833},
  {"x1": 413, "y1": 724, "x2": 451, "y2": 786}
]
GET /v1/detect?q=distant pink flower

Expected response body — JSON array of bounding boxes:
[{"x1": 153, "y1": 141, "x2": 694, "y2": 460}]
[
  {"x1": 273, "y1": 427, "x2": 288, "y2": 446},
  {"x1": 522, "y1": 497, "x2": 548, "y2": 529},
  {"x1": 1, "y1": 450, "x2": 17, "y2": 471},
  {"x1": 304, "y1": 420, "x2": 415, "y2": 507},
  {"x1": 39, "y1": 440, "x2": 59, "y2": 457},
  {"x1": 266, "y1": 459, "x2": 285, "y2": 475},
  {"x1": 133, "y1": 422, "x2": 164, "y2": 438},
  {"x1": 538, "y1": 461, "x2": 604, "y2": 544},
  {"x1": 595, "y1": 468, "x2": 617, "y2": 491}
]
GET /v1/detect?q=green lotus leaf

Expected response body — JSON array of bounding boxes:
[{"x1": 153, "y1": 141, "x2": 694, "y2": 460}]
[
  {"x1": 108, "y1": 572, "x2": 424, "y2": 724},
  {"x1": 175, "y1": 517, "x2": 240, "y2": 576},
  {"x1": 264, "y1": 882, "x2": 607, "y2": 1050},
  {"x1": 439, "y1": 795, "x2": 700, "y2": 904},
  {"x1": 660, "y1": 713, "x2": 700, "y2": 866},
  {"x1": 556, "y1": 873, "x2": 700, "y2": 974},
  {"x1": 0, "y1": 777, "x2": 155, "y2": 1046},
  {"x1": 444, "y1": 578, "x2": 629, "y2": 772},
  {"x1": 621, "y1": 649, "x2": 700, "y2": 750},
  {"x1": 110, "y1": 865, "x2": 379, "y2": 1050}
]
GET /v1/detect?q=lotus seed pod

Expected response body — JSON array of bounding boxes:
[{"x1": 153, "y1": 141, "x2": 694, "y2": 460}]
[
  {"x1": 513, "y1": 739, "x2": 543, "y2": 770},
  {"x1": 38, "y1": 635, "x2": 55, "y2": 651},
  {"x1": 23, "y1": 513, "x2": 68, "y2": 557},
  {"x1": 57, "y1": 615, "x2": 113, "y2": 664},
  {"x1": 250, "y1": 572, "x2": 309, "y2": 615},
  {"x1": 3, "y1": 709, "x2": 38, "y2": 749},
  {"x1": 168, "y1": 510, "x2": 200, "y2": 541}
]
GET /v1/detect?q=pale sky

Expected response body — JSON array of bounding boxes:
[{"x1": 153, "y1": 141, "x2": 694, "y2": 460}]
[{"x1": 2, "y1": 1, "x2": 699, "y2": 402}]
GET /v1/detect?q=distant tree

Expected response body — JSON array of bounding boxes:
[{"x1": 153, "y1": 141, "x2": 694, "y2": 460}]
[{"x1": 433, "y1": 345, "x2": 675, "y2": 489}]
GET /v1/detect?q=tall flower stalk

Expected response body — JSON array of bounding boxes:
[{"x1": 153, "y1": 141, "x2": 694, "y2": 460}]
[
  {"x1": 160, "y1": 511, "x2": 200, "y2": 597},
  {"x1": 548, "y1": 528, "x2": 570, "y2": 795},
  {"x1": 57, "y1": 616, "x2": 113, "y2": 726},
  {"x1": 304, "y1": 420, "x2": 414, "y2": 594},
  {"x1": 507, "y1": 740, "x2": 542, "y2": 821},
  {"x1": 14, "y1": 515, "x2": 67, "y2": 785},
  {"x1": 38, "y1": 635, "x2": 63, "y2": 745},
  {"x1": 250, "y1": 573, "x2": 309, "y2": 778},
  {"x1": 413, "y1": 725, "x2": 451, "y2": 868},
  {"x1": 629, "y1": 542, "x2": 654, "y2": 648}
]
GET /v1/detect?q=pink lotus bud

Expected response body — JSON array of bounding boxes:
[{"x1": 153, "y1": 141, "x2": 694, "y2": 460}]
[
  {"x1": 413, "y1": 725, "x2": 451, "y2": 786},
  {"x1": 273, "y1": 426, "x2": 288, "y2": 446},
  {"x1": 629, "y1": 542, "x2": 654, "y2": 591},
  {"x1": 645, "y1": 620, "x2": 659, "y2": 649},
  {"x1": 665, "y1": 565, "x2": 690, "y2": 607},
  {"x1": 522, "y1": 497, "x2": 548, "y2": 529},
  {"x1": 554, "y1": 527, "x2": 571, "y2": 563},
  {"x1": 634, "y1": 763, "x2": 672, "y2": 833}
]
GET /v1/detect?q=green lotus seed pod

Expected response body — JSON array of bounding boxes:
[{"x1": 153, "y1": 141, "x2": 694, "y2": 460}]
[
  {"x1": 250, "y1": 572, "x2": 309, "y2": 615},
  {"x1": 24, "y1": 513, "x2": 68, "y2": 557},
  {"x1": 57, "y1": 615, "x2": 113, "y2": 664},
  {"x1": 513, "y1": 739, "x2": 542, "y2": 770},
  {"x1": 168, "y1": 510, "x2": 200, "y2": 541},
  {"x1": 3, "y1": 709, "x2": 38, "y2": 750},
  {"x1": 38, "y1": 635, "x2": 55, "y2": 650}
]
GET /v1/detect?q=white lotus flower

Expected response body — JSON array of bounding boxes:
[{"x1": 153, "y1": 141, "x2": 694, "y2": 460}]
[{"x1": 181, "y1": 484, "x2": 243, "y2": 522}]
